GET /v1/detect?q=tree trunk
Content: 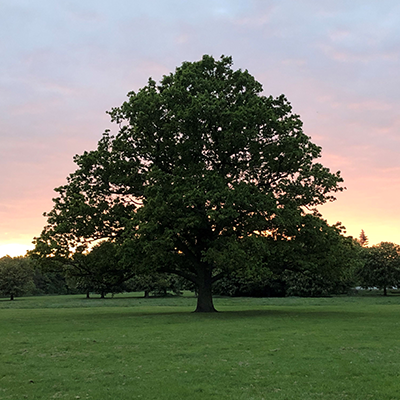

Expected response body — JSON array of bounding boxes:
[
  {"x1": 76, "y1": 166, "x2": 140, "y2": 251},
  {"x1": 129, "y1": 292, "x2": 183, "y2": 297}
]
[
  {"x1": 194, "y1": 266, "x2": 217, "y2": 312},
  {"x1": 86, "y1": 291, "x2": 90, "y2": 299},
  {"x1": 144, "y1": 290, "x2": 150, "y2": 298},
  {"x1": 10, "y1": 293, "x2": 14, "y2": 301},
  {"x1": 383, "y1": 286, "x2": 387, "y2": 296}
]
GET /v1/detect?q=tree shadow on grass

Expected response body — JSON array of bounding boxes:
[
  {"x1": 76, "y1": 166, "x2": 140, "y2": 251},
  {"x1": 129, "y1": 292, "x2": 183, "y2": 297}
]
[
  {"x1": 213, "y1": 308, "x2": 369, "y2": 320},
  {"x1": 1, "y1": 293, "x2": 394, "y2": 321},
  {"x1": 49, "y1": 307, "x2": 370, "y2": 323}
]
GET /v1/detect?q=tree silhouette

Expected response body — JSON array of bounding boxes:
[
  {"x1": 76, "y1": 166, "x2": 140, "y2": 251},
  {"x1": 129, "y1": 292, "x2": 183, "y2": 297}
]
[
  {"x1": 359, "y1": 229, "x2": 369, "y2": 247},
  {"x1": 33, "y1": 55, "x2": 344, "y2": 312}
]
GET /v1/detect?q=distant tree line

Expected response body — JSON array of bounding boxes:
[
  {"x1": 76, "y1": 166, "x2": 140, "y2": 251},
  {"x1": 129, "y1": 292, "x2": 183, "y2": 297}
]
[
  {"x1": 0, "y1": 252, "x2": 186, "y2": 300},
  {"x1": 2, "y1": 226, "x2": 400, "y2": 301}
]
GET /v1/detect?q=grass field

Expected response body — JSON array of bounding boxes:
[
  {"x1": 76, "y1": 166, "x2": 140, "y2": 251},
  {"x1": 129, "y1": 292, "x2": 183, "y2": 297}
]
[{"x1": 1, "y1": 293, "x2": 400, "y2": 399}]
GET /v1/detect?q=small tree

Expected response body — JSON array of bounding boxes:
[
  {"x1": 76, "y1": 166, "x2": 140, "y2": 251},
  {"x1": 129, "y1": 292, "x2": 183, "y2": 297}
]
[
  {"x1": 0, "y1": 256, "x2": 35, "y2": 300},
  {"x1": 358, "y1": 229, "x2": 369, "y2": 247},
  {"x1": 213, "y1": 215, "x2": 360, "y2": 297},
  {"x1": 68, "y1": 241, "x2": 136, "y2": 298},
  {"x1": 358, "y1": 242, "x2": 400, "y2": 295}
]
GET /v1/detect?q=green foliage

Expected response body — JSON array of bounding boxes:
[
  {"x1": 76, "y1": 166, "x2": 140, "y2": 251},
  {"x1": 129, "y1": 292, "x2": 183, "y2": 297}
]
[
  {"x1": 283, "y1": 270, "x2": 338, "y2": 297},
  {"x1": 357, "y1": 242, "x2": 400, "y2": 295},
  {"x1": 67, "y1": 241, "x2": 137, "y2": 298},
  {"x1": 279, "y1": 215, "x2": 360, "y2": 296},
  {"x1": 32, "y1": 268, "x2": 69, "y2": 295},
  {"x1": 125, "y1": 273, "x2": 183, "y2": 297},
  {"x1": 33, "y1": 55, "x2": 344, "y2": 311},
  {"x1": 215, "y1": 214, "x2": 360, "y2": 297},
  {"x1": 0, "y1": 256, "x2": 35, "y2": 300},
  {"x1": 213, "y1": 266, "x2": 280, "y2": 297}
]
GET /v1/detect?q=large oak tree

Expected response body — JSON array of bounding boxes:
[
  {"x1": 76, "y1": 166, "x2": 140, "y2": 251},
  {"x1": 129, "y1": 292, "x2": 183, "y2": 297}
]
[{"x1": 33, "y1": 55, "x2": 343, "y2": 311}]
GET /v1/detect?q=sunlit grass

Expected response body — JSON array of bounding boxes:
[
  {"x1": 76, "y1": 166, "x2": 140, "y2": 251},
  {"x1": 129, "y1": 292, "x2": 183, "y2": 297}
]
[{"x1": 1, "y1": 293, "x2": 400, "y2": 399}]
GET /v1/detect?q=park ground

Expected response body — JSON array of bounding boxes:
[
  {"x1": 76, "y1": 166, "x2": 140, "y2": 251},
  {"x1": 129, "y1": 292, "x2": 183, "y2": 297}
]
[{"x1": 0, "y1": 292, "x2": 399, "y2": 399}]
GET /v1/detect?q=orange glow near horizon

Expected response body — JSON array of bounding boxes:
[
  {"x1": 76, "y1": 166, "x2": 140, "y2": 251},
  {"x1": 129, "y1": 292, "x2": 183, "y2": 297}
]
[
  {"x1": 0, "y1": 243, "x2": 35, "y2": 258},
  {"x1": 1, "y1": 211, "x2": 399, "y2": 260},
  {"x1": 318, "y1": 199, "x2": 400, "y2": 247}
]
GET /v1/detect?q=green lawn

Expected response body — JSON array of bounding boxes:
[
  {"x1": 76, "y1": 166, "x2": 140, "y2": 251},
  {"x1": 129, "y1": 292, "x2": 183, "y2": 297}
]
[{"x1": 1, "y1": 293, "x2": 399, "y2": 399}]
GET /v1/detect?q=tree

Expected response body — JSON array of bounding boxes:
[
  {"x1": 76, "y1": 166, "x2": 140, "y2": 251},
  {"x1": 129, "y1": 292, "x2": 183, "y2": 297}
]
[
  {"x1": 357, "y1": 242, "x2": 400, "y2": 296},
  {"x1": 0, "y1": 256, "x2": 35, "y2": 300},
  {"x1": 32, "y1": 268, "x2": 68, "y2": 295},
  {"x1": 66, "y1": 241, "x2": 136, "y2": 298},
  {"x1": 33, "y1": 55, "x2": 343, "y2": 312},
  {"x1": 358, "y1": 229, "x2": 369, "y2": 247},
  {"x1": 280, "y1": 216, "x2": 360, "y2": 296},
  {"x1": 214, "y1": 214, "x2": 360, "y2": 297}
]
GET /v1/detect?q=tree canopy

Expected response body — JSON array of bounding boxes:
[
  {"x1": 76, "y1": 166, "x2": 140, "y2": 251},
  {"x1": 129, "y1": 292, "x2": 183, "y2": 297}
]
[
  {"x1": 33, "y1": 55, "x2": 344, "y2": 311},
  {"x1": 214, "y1": 215, "x2": 359, "y2": 297},
  {"x1": 0, "y1": 256, "x2": 35, "y2": 300},
  {"x1": 67, "y1": 241, "x2": 136, "y2": 298},
  {"x1": 357, "y1": 242, "x2": 400, "y2": 295}
]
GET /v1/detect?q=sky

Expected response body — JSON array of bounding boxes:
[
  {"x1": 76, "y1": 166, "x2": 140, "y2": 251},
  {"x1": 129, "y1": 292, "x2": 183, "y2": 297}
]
[{"x1": 1, "y1": 0, "x2": 400, "y2": 257}]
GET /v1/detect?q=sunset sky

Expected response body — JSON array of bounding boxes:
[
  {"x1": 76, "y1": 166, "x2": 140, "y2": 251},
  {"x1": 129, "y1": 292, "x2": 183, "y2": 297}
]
[{"x1": 1, "y1": 0, "x2": 400, "y2": 257}]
